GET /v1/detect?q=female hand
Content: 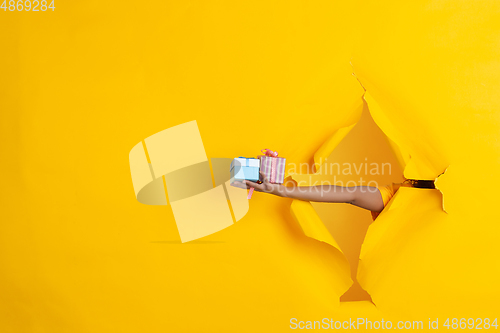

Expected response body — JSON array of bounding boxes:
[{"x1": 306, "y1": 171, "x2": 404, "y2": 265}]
[{"x1": 232, "y1": 171, "x2": 287, "y2": 197}]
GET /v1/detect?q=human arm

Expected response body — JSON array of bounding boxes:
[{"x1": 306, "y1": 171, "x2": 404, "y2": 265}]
[{"x1": 232, "y1": 171, "x2": 385, "y2": 212}]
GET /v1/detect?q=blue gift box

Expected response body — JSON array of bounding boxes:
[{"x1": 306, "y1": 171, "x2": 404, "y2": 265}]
[{"x1": 230, "y1": 157, "x2": 260, "y2": 183}]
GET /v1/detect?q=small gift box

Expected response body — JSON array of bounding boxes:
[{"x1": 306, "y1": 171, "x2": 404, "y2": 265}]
[
  {"x1": 230, "y1": 157, "x2": 260, "y2": 184},
  {"x1": 258, "y1": 149, "x2": 286, "y2": 184}
]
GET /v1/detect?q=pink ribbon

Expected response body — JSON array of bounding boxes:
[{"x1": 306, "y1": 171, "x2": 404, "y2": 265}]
[
  {"x1": 270, "y1": 157, "x2": 277, "y2": 183},
  {"x1": 261, "y1": 149, "x2": 279, "y2": 157}
]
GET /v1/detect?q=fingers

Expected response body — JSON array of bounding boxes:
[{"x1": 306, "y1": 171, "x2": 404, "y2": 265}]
[
  {"x1": 232, "y1": 179, "x2": 267, "y2": 192},
  {"x1": 242, "y1": 180, "x2": 265, "y2": 191}
]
